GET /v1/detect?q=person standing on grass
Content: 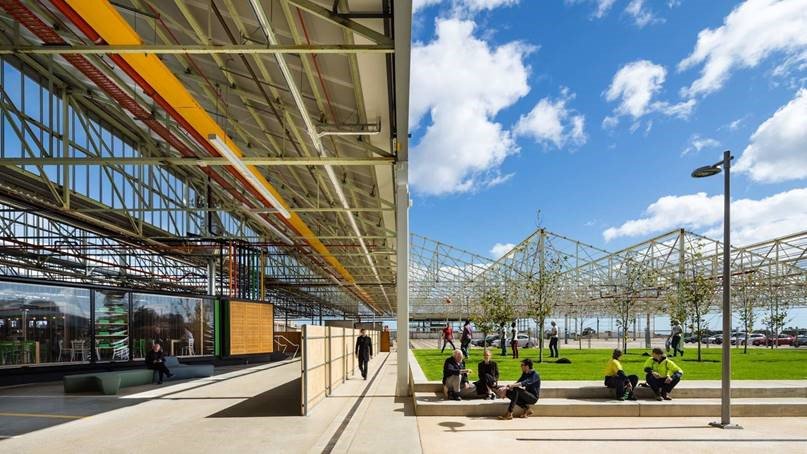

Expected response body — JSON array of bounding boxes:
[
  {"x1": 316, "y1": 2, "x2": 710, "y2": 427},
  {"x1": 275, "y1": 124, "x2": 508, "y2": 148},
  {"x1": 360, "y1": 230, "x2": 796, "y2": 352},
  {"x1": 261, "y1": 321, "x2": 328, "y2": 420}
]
[
  {"x1": 549, "y1": 321, "x2": 559, "y2": 358},
  {"x1": 604, "y1": 349, "x2": 637, "y2": 401},
  {"x1": 499, "y1": 358, "x2": 541, "y2": 420},
  {"x1": 475, "y1": 349, "x2": 500, "y2": 399},
  {"x1": 510, "y1": 322, "x2": 519, "y2": 359},
  {"x1": 669, "y1": 321, "x2": 684, "y2": 357},
  {"x1": 355, "y1": 328, "x2": 373, "y2": 380},
  {"x1": 460, "y1": 320, "x2": 473, "y2": 358},
  {"x1": 440, "y1": 322, "x2": 456, "y2": 353},
  {"x1": 643, "y1": 347, "x2": 683, "y2": 401}
]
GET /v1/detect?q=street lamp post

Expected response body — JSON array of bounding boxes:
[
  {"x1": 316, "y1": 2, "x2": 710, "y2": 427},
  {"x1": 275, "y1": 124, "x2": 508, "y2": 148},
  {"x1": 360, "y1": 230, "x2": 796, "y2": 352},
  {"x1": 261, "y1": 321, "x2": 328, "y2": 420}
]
[{"x1": 691, "y1": 150, "x2": 742, "y2": 430}]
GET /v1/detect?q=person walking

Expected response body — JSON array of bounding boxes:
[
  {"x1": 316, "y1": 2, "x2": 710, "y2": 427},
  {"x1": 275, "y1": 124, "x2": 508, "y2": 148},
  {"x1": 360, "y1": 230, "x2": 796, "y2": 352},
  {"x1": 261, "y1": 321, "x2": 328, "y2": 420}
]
[
  {"x1": 355, "y1": 328, "x2": 373, "y2": 380},
  {"x1": 643, "y1": 347, "x2": 684, "y2": 400},
  {"x1": 604, "y1": 349, "x2": 638, "y2": 401},
  {"x1": 510, "y1": 322, "x2": 519, "y2": 359},
  {"x1": 549, "y1": 321, "x2": 559, "y2": 358},
  {"x1": 440, "y1": 322, "x2": 456, "y2": 353},
  {"x1": 145, "y1": 343, "x2": 173, "y2": 384},
  {"x1": 460, "y1": 320, "x2": 473, "y2": 358},
  {"x1": 475, "y1": 349, "x2": 500, "y2": 399},
  {"x1": 499, "y1": 358, "x2": 541, "y2": 419},
  {"x1": 669, "y1": 321, "x2": 684, "y2": 357}
]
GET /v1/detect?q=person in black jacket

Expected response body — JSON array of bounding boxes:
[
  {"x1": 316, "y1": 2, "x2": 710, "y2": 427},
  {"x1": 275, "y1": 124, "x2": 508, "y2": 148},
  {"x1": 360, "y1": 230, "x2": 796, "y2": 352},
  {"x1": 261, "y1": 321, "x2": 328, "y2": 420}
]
[
  {"x1": 355, "y1": 329, "x2": 373, "y2": 380},
  {"x1": 442, "y1": 349, "x2": 475, "y2": 400},
  {"x1": 499, "y1": 358, "x2": 541, "y2": 419},
  {"x1": 145, "y1": 343, "x2": 173, "y2": 384},
  {"x1": 475, "y1": 349, "x2": 500, "y2": 399}
]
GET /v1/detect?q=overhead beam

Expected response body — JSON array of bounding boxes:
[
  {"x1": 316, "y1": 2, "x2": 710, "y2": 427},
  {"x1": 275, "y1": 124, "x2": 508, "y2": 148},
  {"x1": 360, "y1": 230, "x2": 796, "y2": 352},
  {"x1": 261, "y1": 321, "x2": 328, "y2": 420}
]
[
  {"x1": 284, "y1": 0, "x2": 393, "y2": 47},
  {"x1": 0, "y1": 157, "x2": 393, "y2": 166},
  {"x1": 0, "y1": 44, "x2": 394, "y2": 55}
]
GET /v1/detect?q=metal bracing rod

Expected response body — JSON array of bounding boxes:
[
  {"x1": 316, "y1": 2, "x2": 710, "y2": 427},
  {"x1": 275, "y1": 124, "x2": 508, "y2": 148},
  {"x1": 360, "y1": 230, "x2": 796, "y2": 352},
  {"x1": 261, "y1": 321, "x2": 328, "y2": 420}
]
[
  {"x1": 0, "y1": 44, "x2": 394, "y2": 54},
  {"x1": 0, "y1": 157, "x2": 393, "y2": 166},
  {"x1": 283, "y1": 0, "x2": 393, "y2": 46}
]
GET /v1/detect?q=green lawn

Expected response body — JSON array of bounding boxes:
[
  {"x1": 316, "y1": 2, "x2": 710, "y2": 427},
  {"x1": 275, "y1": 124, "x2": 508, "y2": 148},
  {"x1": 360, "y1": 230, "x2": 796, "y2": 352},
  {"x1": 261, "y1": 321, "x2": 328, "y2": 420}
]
[{"x1": 413, "y1": 347, "x2": 807, "y2": 381}]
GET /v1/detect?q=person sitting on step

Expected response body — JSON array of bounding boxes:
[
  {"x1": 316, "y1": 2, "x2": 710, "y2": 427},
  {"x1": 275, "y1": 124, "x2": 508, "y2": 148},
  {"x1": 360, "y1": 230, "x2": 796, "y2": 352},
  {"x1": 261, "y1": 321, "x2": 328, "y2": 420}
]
[
  {"x1": 643, "y1": 347, "x2": 683, "y2": 401},
  {"x1": 442, "y1": 349, "x2": 476, "y2": 400},
  {"x1": 499, "y1": 358, "x2": 541, "y2": 420},
  {"x1": 145, "y1": 343, "x2": 173, "y2": 384},
  {"x1": 604, "y1": 348, "x2": 638, "y2": 401},
  {"x1": 474, "y1": 349, "x2": 500, "y2": 400}
]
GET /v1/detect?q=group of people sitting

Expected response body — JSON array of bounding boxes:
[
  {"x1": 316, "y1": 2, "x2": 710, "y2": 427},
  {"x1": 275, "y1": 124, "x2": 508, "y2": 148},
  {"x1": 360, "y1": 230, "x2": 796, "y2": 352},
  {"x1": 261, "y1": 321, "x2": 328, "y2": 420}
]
[{"x1": 441, "y1": 346, "x2": 684, "y2": 419}]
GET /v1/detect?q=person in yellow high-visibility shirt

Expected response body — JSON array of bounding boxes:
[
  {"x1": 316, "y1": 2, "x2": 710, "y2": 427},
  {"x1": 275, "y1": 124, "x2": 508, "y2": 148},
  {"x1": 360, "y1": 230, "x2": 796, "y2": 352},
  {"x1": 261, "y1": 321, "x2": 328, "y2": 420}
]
[
  {"x1": 643, "y1": 347, "x2": 684, "y2": 401},
  {"x1": 604, "y1": 349, "x2": 638, "y2": 400}
]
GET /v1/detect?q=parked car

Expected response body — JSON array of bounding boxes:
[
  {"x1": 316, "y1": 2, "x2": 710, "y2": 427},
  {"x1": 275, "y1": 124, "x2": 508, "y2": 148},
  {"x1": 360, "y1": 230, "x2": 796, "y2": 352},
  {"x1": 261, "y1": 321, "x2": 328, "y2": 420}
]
[
  {"x1": 581, "y1": 327, "x2": 596, "y2": 337},
  {"x1": 729, "y1": 332, "x2": 748, "y2": 345},
  {"x1": 492, "y1": 334, "x2": 535, "y2": 348},
  {"x1": 746, "y1": 333, "x2": 768, "y2": 346},
  {"x1": 793, "y1": 334, "x2": 807, "y2": 347},
  {"x1": 473, "y1": 334, "x2": 500, "y2": 347},
  {"x1": 706, "y1": 332, "x2": 723, "y2": 344},
  {"x1": 767, "y1": 334, "x2": 795, "y2": 346}
]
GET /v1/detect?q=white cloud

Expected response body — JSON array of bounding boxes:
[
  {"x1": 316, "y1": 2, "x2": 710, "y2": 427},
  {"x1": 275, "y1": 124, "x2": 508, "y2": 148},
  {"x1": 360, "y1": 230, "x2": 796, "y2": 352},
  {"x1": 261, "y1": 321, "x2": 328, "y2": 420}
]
[
  {"x1": 735, "y1": 88, "x2": 807, "y2": 182},
  {"x1": 625, "y1": 0, "x2": 659, "y2": 27},
  {"x1": 682, "y1": 134, "x2": 721, "y2": 156},
  {"x1": 490, "y1": 242, "x2": 516, "y2": 259},
  {"x1": 514, "y1": 89, "x2": 587, "y2": 148},
  {"x1": 594, "y1": 0, "x2": 617, "y2": 17},
  {"x1": 603, "y1": 188, "x2": 807, "y2": 245},
  {"x1": 413, "y1": 0, "x2": 519, "y2": 14},
  {"x1": 413, "y1": 0, "x2": 444, "y2": 13},
  {"x1": 410, "y1": 18, "x2": 532, "y2": 195},
  {"x1": 679, "y1": 0, "x2": 807, "y2": 97},
  {"x1": 604, "y1": 60, "x2": 694, "y2": 126}
]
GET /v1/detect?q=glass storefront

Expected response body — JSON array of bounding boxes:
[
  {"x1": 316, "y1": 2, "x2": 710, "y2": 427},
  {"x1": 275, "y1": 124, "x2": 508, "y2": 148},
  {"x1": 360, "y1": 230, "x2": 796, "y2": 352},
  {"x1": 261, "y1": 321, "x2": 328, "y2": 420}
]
[
  {"x1": 0, "y1": 280, "x2": 213, "y2": 367},
  {"x1": 132, "y1": 293, "x2": 213, "y2": 359},
  {"x1": 0, "y1": 281, "x2": 91, "y2": 366}
]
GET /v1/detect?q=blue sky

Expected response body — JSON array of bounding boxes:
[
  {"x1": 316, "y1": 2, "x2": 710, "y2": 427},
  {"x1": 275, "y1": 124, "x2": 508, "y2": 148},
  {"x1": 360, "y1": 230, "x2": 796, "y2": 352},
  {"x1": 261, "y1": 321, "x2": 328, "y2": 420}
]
[{"x1": 408, "y1": 0, "x2": 807, "y2": 258}]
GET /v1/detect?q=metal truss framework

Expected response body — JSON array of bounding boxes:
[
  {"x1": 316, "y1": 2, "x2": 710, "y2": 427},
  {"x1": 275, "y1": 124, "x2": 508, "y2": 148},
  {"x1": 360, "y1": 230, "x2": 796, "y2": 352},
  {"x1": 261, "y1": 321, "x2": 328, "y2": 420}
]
[
  {"x1": 409, "y1": 228, "x2": 807, "y2": 320},
  {"x1": 0, "y1": 0, "x2": 404, "y2": 317}
]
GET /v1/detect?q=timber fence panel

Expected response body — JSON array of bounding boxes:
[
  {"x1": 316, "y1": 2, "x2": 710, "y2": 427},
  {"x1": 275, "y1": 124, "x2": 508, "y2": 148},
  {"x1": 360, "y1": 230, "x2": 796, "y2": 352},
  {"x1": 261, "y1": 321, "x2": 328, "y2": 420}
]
[{"x1": 301, "y1": 324, "x2": 328, "y2": 416}]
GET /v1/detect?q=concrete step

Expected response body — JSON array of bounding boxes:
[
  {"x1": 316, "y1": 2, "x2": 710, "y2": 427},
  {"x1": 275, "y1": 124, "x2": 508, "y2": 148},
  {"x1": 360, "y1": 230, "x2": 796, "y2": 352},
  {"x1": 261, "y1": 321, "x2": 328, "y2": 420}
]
[
  {"x1": 413, "y1": 381, "x2": 807, "y2": 399},
  {"x1": 413, "y1": 393, "x2": 807, "y2": 417}
]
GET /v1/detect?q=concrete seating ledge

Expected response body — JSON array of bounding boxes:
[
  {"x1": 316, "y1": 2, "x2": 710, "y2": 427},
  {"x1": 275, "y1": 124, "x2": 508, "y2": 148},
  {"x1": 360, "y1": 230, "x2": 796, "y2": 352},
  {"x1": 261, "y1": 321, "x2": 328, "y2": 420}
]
[{"x1": 64, "y1": 357, "x2": 214, "y2": 395}]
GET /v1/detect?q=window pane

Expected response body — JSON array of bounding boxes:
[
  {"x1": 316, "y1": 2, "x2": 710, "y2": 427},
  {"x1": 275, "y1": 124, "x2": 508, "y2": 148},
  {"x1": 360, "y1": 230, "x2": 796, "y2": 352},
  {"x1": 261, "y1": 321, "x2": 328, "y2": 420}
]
[
  {"x1": 131, "y1": 293, "x2": 210, "y2": 358},
  {"x1": 0, "y1": 281, "x2": 91, "y2": 366}
]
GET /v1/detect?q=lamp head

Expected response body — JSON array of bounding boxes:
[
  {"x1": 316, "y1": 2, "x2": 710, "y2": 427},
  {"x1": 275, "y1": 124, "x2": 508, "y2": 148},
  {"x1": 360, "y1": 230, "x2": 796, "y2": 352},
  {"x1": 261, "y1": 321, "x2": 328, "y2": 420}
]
[{"x1": 691, "y1": 165, "x2": 721, "y2": 178}]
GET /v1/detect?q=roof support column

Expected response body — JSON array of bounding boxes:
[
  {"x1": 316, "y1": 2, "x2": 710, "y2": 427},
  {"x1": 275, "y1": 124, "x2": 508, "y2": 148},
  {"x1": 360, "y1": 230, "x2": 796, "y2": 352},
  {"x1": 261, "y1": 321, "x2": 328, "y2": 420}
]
[{"x1": 394, "y1": 0, "x2": 413, "y2": 397}]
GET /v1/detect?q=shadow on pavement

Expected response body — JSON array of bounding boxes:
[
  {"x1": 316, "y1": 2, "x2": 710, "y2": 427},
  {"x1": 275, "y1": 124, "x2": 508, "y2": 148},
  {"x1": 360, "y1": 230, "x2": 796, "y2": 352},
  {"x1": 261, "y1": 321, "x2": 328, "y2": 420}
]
[{"x1": 207, "y1": 378, "x2": 301, "y2": 418}]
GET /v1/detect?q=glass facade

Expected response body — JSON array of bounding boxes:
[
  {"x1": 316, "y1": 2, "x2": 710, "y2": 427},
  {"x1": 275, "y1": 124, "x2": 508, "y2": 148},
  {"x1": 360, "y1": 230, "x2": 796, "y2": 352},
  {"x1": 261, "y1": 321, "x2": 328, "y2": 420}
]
[
  {"x1": 0, "y1": 280, "x2": 213, "y2": 368},
  {"x1": 0, "y1": 281, "x2": 91, "y2": 366},
  {"x1": 132, "y1": 293, "x2": 213, "y2": 358}
]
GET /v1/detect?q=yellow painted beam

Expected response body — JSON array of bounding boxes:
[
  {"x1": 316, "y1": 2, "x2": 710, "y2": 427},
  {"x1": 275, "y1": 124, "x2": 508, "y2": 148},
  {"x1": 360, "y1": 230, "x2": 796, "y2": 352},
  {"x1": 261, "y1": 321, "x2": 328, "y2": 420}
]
[{"x1": 64, "y1": 0, "x2": 361, "y2": 289}]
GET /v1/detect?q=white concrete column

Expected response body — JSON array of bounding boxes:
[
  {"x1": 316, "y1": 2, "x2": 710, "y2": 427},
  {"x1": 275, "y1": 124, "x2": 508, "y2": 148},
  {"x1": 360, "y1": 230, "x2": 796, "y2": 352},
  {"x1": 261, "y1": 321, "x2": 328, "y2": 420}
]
[{"x1": 395, "y1": 162, "x2": 410, "y2": 397}]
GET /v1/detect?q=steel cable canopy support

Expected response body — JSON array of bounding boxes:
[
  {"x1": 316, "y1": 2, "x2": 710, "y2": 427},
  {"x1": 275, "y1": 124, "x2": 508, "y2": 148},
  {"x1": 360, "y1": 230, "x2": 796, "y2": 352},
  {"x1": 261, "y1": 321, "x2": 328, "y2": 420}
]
[{"x1": 248, "y1": 0, "x2": 388, "y2": 313}]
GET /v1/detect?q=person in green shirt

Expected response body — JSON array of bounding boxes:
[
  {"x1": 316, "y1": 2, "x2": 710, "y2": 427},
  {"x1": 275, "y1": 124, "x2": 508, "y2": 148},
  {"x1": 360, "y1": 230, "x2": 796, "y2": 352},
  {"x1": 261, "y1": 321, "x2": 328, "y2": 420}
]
[
  {"x1": 643, "y1": 347, "x2": 683, "y2": 401},
  {"x1": 604, "y1": 349, "x2": 637, "y2": 401}
]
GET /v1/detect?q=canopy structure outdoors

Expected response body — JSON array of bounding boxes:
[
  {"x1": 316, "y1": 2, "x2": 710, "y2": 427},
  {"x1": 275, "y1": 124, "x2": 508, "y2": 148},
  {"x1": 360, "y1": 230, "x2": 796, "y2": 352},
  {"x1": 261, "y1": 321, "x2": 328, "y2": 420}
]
[{"x1": 409, "y1": 228, "x2": 807, "y2": 321}]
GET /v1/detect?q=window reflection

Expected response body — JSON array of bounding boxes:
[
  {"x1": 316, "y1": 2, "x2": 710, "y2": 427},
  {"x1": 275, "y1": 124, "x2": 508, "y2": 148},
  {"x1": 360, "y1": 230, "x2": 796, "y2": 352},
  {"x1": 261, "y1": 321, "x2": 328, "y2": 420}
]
[
  {"x1": 0, "y1": 281, "x2": 91, "y2": 366},
  {"x1": 132, "y1": 293, "x2": 212, "y2": 358}
]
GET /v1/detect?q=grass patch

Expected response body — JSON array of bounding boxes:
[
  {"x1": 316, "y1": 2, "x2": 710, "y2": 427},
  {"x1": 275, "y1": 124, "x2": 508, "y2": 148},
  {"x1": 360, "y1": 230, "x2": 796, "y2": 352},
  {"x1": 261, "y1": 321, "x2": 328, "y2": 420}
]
[{"x1": 413, "y1": 347, "x2": 807, "y2": 381}]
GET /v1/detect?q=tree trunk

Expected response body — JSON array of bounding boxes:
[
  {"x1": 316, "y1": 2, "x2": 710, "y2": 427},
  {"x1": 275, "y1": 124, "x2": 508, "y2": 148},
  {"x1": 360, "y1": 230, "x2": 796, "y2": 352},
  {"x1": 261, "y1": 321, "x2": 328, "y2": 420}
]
[
  {"x1": 538, "y1": 318, "x2": 545, "y2": 363},
  {"x1": 696, "y1": 317, "x2": 702, "y2": 362}
]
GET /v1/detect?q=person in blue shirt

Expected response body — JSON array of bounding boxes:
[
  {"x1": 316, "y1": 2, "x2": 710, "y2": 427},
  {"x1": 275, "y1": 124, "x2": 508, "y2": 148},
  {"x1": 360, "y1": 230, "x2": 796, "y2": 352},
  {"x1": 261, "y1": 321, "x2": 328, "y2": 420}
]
[{"x1": 498, "y1": 358, "x2": 541, "y2": 419}]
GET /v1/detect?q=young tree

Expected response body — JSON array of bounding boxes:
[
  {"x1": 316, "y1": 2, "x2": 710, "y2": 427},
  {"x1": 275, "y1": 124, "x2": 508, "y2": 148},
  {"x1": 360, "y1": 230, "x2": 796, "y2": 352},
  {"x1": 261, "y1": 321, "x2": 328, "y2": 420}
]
[
  {"x1": 471, "y1": 288, "x2": 503, "y2": 350},
  {"x1": 524, "y1": 249, "x2": 563, "y2": 363},
  {"x1": 680, "y1": 268, "x2": 718, "y2": 362},
  {"x1": 607, "y1": 258, "x2": 657, "y2": 353},
  {"x1": 734, "y1": 272, "x2": 758, "y2": 354},
  {"x1": 762, "y1": 282, "x2": 789, "y2": 348}
]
